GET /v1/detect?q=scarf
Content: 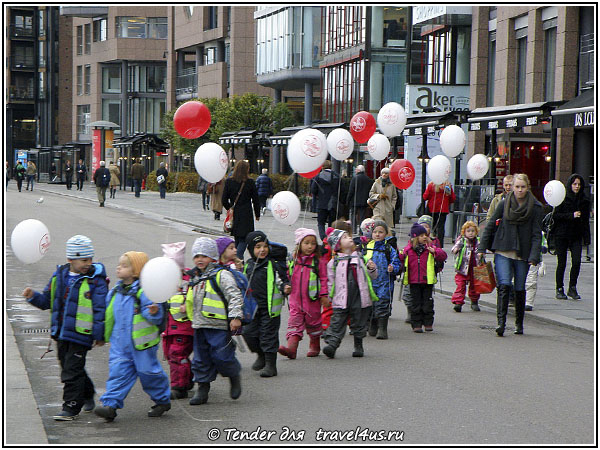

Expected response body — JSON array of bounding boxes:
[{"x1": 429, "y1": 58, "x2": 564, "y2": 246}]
[
  {"x1": 414, "y1": 243, "x2": 426, "y2": 255},
  {"x1": 503, "y1": 191, "x2": 535, "y2": 224},
  {"x1": 381, "y1": 177, "x2": 391, "y2": 187}
]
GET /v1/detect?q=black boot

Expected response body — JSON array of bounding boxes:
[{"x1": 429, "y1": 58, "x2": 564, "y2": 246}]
[
  {"x1": 496, "y1": 285, "x2": 511, "y2": 337},
  {"x1": 352, "y1": 336, "x2": 364, "y2": 357},
  {"x1": 322, "y1": 343, "x2": 337, "y2": 359},
  {"x1": 260, "y1": 353, "x2": 277, "y2": 377},
  {"x1": 567, "y1": 286, "x2": 581, "y2": 300},
  {"x1": 229, "y1": 375, "x2": 242, "y2": 399},
  {"x1": 556, "y1": 287, "x2": 568, "y2": 299},
  {"x1": 170, "y1": 388, "x2": 188, "y2": 399},
  {"x1": 376, "y1": 317, "x2": 388, "y2": 340},
  {"x1": 189, "y1": 382, "x2": 210, "y2": 405},
  {"x1": 368, "y1": 317, "x2": 378, "y2": 336},
  {"x1": 244, "y1": 336, "x2": 266, "y2": 371},
  {"x1": 514, "y1": 290, "x2": 526, "y2": 335}
]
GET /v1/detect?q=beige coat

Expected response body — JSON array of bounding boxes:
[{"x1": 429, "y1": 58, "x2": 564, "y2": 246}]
[
  {"x1": 369, "y1": 177, "x2": 397, "y2": 230},
  {"x1": 210, "y1": 178, "x2": 225, "y2": 213},
  {"x1": 108, "y1": 164, "x2": 120, "y2": 187}
]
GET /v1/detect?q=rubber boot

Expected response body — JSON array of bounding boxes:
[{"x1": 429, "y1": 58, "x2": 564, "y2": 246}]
[
  {"x1": 405, "y1": 306, "x2": 412, "y2": 324},
  {"x1": 368, "y1": 317, "x2": 378, "y2": 336},
  {"x1": 376, "y1": 317, "x2": 388, "y2": 340},
  {"x1": 306, "y1": 335, "x2": 321, "y2": 357},
  {"x1": 189, "y1": 382, "x2": 210, "y2": 405},
  {"x1": 260, "y1": 353, "x2": 277, "y2": 377},
  {"x1": 352, "y1": 336, "x2": 364, "y2": 357},
  {"x1": 277, "y1": 335, "x2": 301, "y2": 359},
  {"x1": 514, "y1": 290, "x2": 526, "y2": 335},
  {"x1": 322, "y1": 343, "x2": 337, "y2": 359},
  {"x1": 244, "y1": 336, "x2": 265, "y2": 371},
  {"x1": 229, "y1": 375, "x2": 242, "y2": 399},
  {"x1": 496, "y1": 285, "x2": 511, "y2": 337}
]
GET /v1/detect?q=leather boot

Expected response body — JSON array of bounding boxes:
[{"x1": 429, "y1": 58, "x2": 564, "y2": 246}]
[
  {"x1": 496, "y1": 285, "x2": 511, "y2": 337},
  {"x1": 306, "y1": 335, "x2": 320, "y2": 357},
  {"x1": 352, "y1": 336, "x2": 364, "y2": 357},
  {"x1": 260, "y1": 353, "x2": 277, "y2": 377},
  {"x1": 189, "y1": 382, "x2": 210, "y2": 405},
  {"x1": 368, "y1": 317, "x2": 378, "y2": 336},
  {"x1": 514, "y1": 290, "x2": 526, "y2": 335},
  {"x1": 277, "y1": 335, "x2": 301, "y2": 359},
  {"x1": 376, "y1": 317, "x2": 388, "y2": 340}
]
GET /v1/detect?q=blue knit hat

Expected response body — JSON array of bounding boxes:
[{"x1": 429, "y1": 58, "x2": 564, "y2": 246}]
[{"x1": 66, "y1": 235, "x2": 94, "y2": 259}]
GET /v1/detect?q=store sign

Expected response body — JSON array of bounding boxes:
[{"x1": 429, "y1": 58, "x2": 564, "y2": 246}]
[
  {"x1": 413, "y1": 6, "x2": 472, "y2": 24},
  {"x1": 469, "y1": 114, "x2": 541, "y2": 131},
  {"x1": 574, "y1": 111, "x2": 594, "y2": 127}
]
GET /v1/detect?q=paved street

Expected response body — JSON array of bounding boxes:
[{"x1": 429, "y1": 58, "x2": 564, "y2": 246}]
[{"x1": 4, "y1": 182, "x2": 596, "y2": 445}]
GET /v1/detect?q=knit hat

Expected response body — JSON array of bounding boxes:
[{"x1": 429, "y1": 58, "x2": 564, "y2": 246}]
[
  {"x1": 124, "y1": 251, "x2": 149, "y2": 278},
  {"x1": 245, "y1": 231, "x2": 268, "y2": 258},
  {"x1": 161, "y1": 242, "x2": 186, "y2": 270},
  {"x1": 191, "y1": 237, "x2": 219, "y2": 261},
  {"x1": 417, "y1": 215, "x2": 433, "y2": 229},
  {"x1": 326, "y1": 229, "x2": 346, "y2": 252},
  {"x1": 66, "y1": 235, "x2": 94, "y2": 259},
  {"x1": 294, "y1": 227, "x2": 317, "y2": 245},
  {"x1": 360, "y1": 218, "x2": 376, "y2": 238},
  {"x1": 215, "y1": 236, "x2": 235, "y2": 257},
  {"x1": 372, "y1": 220, "x2": 388, "y2": 234},
  {"x1": 410, "y1": 223, "x2": 428, "y2": 238}
]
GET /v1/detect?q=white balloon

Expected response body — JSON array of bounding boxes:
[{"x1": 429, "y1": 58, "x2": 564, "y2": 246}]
[
  {"x1": 427, "y1": 155, "x2": 452, "y2": 185},
  {"x1": 367, "y1": 133, "x2": 391, "y2": 161},
  {"x1": 466, "y1": 154, "x2": 490, "y2": 181},
  {"x1": 544, "y1": 180, "x2": 567, "y2": 207},
  {"x1": 287, "y1": 128, "x2": 328, "y2": 173},
  {"x1": 271, "y1": 191, "x2": 301, "y2": 226},
  {"x1": 326, "y1": 128, "x2": 354, "y2": 161},
  {"x1": 194, "y1": 143, "x2": 229, "y2": 183},
  {"x1": 11, "y1": 219, "x2": 51, "y2": 264},
  {"x1": 440, "y1": 125, "x2": 466, "y2": 158},
  {"x1": 140, "y1": 257, "x2": 182, "y2": 304},
  {"x1": 377, "y1": 102, "x2": 407, "y2": 137}
]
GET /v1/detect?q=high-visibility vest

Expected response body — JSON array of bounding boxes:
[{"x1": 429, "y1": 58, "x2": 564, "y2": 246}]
[
  {"x1": 288, "y1": 257, "x2": 319, "y2": 301},
  {"x1": 202, "y1": 270, "x2": 228, "y2": 320},
  {"x1": 329, "y1": 256, "x2": 378, "y2": 302},
  {"x1": 167, "y1": 293, "x2": 189, "y2": 322},
  {"x1": 403, "y1": 251, "x2": 437, "y2": 285},
  {"x1": 454, "y1": 237, "x2": 480, "y2": 271},
  {"x1": 50, "y1": 276, "x2": 93, "y2": 335},
  {"x1": 244, "y1": 260, "x2": 283, "y2": 317},
  {"x1": 104, "y1": 288, "x2": 160, "y2": 350}
]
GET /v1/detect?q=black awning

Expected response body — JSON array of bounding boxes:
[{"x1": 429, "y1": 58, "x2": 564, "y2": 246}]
[
  {"x1": 402, "y1": 111, "x2": 466, "y2": 136},
  {"x1": 551, "y1": 89, "x2": 595, "y2": 129},
  {"x1": 467, "y1": 101, "x2": 564, "y2": 131},
  {"x1": 113, "y1": 133, "x2": 168, "y2": 149}
]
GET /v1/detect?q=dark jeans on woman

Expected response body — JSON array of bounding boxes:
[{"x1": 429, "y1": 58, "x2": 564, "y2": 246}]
[
  {"x1": 234, "y1": 236, "x2": 248, "y2": 259},
  {"x1": 409, "y1": 284, "x2": 434, "y2": 328},
  {"x1": 57, "y1": 340, "x2": 95, "y2": 414},
  {"x1": 431, "y1": 212, "x2": 448, "y2": 247},
  {"x1": 201, "y1": 192, "x2": 210, "y2": 210},
  {"x1": 555, "y1": 237, "x2": 583, "y2": 289},
  {"x1": 159, "y1": 183, "x2": 166, "y2": 199},
  {"x1": 26, "y1": 175, "x2": 35, "y2": 190},
  {"x1": 494, "y1": 253, "x2": 529, "y2": 291}
]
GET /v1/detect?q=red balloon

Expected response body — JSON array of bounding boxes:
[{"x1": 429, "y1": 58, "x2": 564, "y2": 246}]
[
  {"x1": 350, "y1": 111, "x2": 376, "y2": 144},
  {"x1": 299, "y1": 166, "x2": 322, "y2": 179},
  {"x1": 173, "y1": 101, "x2": 211, "y2": 139},
  {"x1": 390, "y1": 159, "x2": 416, "y2": 189}
]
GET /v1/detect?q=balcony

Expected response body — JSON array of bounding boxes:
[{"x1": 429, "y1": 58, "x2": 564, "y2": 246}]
[
  {"x1": 10, "y1": 56, "x2": 36, "y2": 70},
  {"x1": 9, "y1": 86, "x2": 35, "y2": 101},
  {"x1": 9, "y1": 25, "x2": 34, "y2": 38},
  {"x1": 176, "y1": 68, "x2": 197, "y2": 98}
]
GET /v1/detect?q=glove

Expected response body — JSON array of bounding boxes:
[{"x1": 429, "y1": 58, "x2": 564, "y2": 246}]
[{"x1": 538, "y1": 261, "x2": 546, "y2": 277}]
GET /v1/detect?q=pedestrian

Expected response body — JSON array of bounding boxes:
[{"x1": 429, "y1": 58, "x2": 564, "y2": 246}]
[
  {"x1": 92, "y1": 161, "x2": 111, "y2": 207},
  {"x1": 255, "y1": 168, "x2": 274, "y2": 215},
  {"x1": 65, "y1": 160, "x2": 74, "y2": 190},
  {"x1": 76, "y1": 159, "x2": 87, "y2": 191},
  {"x1": 311, "y1": 160, "x2": 341, "y2": 240},
  {"x1": 130, "y1": 158, "x2": 145, "y2": 197},
  {"x1": 209, "y1": 178, "x2": 225, "y2": 220},
  {"x1": 363, "y1": 220, "x2": 401, "y2": 340},
  {"x1": 478, "y1": 173, "x2": 543, "y2": 337},
  {"x1": 337, "y1": 169, "x2": 351, "y2": 220},
  {"x1": 14, "y1": 160, "x2": 26, "y2": 192},
  {"x1": 160, "y1": 242, "x2": 195, "y2": 400},
  {"x1": 242, "y1": 231, "x2": 292, "y2": 377},
  {"x1": 216, "y1": 236, "x2": 244, "y2": 271},
  {"x1": 26, "y1": 160, "x2": 37, "y2": 191},
  {"x1": 552, "y1": 174, "x2": 591, "y2": 300},
  {"x1": 22, "y1": 235, "x2": 107, "y2": 420},
  {"x1": 222, "y1": 161, "x2": 261, "y2": 259},
  {"x1": 184, "y1": 237, "x2": 243, "y2": 405},
  {"x1": 107, "y1": 161, "x2": 120, "y2": 199},
  {"x1": 486, "y1": 175, "x2": 513, "y2": 220},
  {"x1": 156, "y1": 162, "x2": 168, "y2": 199},
  {"x1": 368, "y1": 168, "x2": 397, "y2": 232},
  {"x1": 347, "y1": 165, "x2": 374, "y2": 234},
  {"x1": 50, "y1": 162, "x2": 57, "y2": 182},
  {"x1": 422, "y1": 180, "x2": 456, "y2": 247},
  {"x1": 5, "y1": 161, "x2": 11, "y2": 190},
  {"x1": 322, "y1": 229, "x2": 378, "y2": 358},
  {"x1": 450, "y1": 221, "x2": 482, "y2": 312},
  {"x1": 278, "y1": 228, "x2": 329, "y2": 359},
  {"x1": 398, "y1": 223, "x2": 447, "y2": 333},
  {"x1": 197, "y1": 176, "x2": 210, "y2": 210}
]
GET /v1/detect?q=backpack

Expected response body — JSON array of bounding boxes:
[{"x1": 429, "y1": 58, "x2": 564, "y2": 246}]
[
  {"x1": 100, "y1": 168, "x2": 111, "y2": 187},
  {"x1": 208, "y1": 267, "x2": 258, "y2": 325},
  {"x1": 542, "y1": 211, "x2": 556, "y2": 255},
  {"x1": 268, "y1": 241, "x2": 289, "y2": 273}
]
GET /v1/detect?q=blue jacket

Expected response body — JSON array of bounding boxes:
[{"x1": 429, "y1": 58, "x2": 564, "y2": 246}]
[
  {"x1": 363, "y1": 238, "x2": 401, "y2": 300},
  {"x1": 28, "y1": 263, "x2": 108, "y2": 349},
  {"x1": 255, "y1": 174, "x2": 273, "y2": 197}
]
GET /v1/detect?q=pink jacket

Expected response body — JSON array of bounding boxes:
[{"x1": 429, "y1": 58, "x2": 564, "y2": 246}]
[
  {"x1": 289, "y1": 253, "x2": 328, "y2": 304},
  {"x1": 399, "y1": 244, "x2": 447, "y2": 285},
  {"x1": 327, "y1": 251, "x2": 378, "y2": 309}
]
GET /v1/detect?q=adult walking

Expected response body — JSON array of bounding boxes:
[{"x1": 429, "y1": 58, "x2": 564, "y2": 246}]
[
  {"x1": 422, "y1": 180, "x2": 456, "y2": 247},
  {"x1": 255, "y1": 168, "x2": 273, "y2": 215},
  {"x1": 368, "y1": 168, "x2": 397, "y2": 233},
  {"x1": 479, "y1": 173, "x2": 543, "y2": 337},
  {"x1": 553, "y1": 174, "x2": 591, "y2": 300},
  {"x1": 76, "y1": 159, "x2": 87, "y2": 191},
  {"x1": 130, "y1": 158, "x2": 145, "y2": 198},
  {"x1": 337, "y1": 170, "x2": 351, "y2": 220},
  {"x1": 14, "y1": 160, "x2": 26, "y2": 192},
  {"x1": 6, "y1": 161, "x2": 11, "y2": 190},
  {"x1": 222, "y1": 160, "x2": 261, "y2": 259},
  {"x1": 25, "y1": 161, "x2": 37, "y2": 191},
  {"x1": 209, "y1": 178, "x2": 225, "y2": 220},
  {"x1": 311, "y1": 160, "x2": 341, "y2": 240},
  {"x1": 108, "y1": 161, "x2": 120, "y2": 199},
  {"x1": 65, "y1": 160, "x2": 74, "y2": 190},
  {"x1": 347, "y1": 165, "x2": 374, "y2": 234},
  {"x1": 197, "y1": 176, "x2": 210, "y2": 210},
  {"x1": 486, "y1": 175, "x2": 513, "y2": 220},
  {"x1": 92, "y1": 161, "x2": 111, "y2": 207},
  {"x1": 156, "y1": 162, "x2": 168, "y2": 199},
  {"x1": 50, "y1": 163, "x2": 57, "y2": 182}
]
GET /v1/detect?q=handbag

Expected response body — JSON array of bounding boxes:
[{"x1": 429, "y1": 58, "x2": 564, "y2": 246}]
[
  {"x1": 156, "y1": 174, "x2": 165, "y2": 184},
  {"x1": 473, "y1": 260, "x2": 497, "y2": 294},
  {"x1": 223, "y1": 181, "x2": 246, "y2": 234},
  {"x1": 416, "y1": 201, "x2": 430, "y2": 217},
  {"x1": 367, "y1": 194, "x2": 380, "y2": 209}
]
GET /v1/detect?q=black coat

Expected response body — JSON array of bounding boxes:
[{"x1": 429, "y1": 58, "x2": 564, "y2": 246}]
[
  {"x1": 552, "y1": 174, "x2": 591, "y2": 245},
  {"x1": 156, "y1": 167, "x2": 168, "y2": 184},
  {"x1": 311, "y1": 169, "x2": 340, "y2": 210},
  {"x1": 346, "y1": 172, "x2": 374, "y2": 208},
  {"x1": 222, "y1": 177, "x2": 260, "y2": 238},
  {"x1": 76, "y1": 163, "x2": 87, "y2": 179}
]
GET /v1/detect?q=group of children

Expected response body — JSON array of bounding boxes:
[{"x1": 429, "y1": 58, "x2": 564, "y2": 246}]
[{"x1": 23, "y1": 214, "x2": 489, "y2": 423}]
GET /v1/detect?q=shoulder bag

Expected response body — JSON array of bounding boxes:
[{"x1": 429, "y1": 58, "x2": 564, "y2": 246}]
[{"x1": 224, "y1": 181, "x2": 246, "y2": 234}]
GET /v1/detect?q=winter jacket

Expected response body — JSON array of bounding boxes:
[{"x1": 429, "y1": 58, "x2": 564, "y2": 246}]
[
  {"x1": 222, "y1": 177, "x2": 261, "y2": 238},
  {"x1": 311, "y1": 169, "x2": 341, "y2": 210},
  {"x1": 14, "y1": 163, "x2": 26, "y2": 180},
  {"x1": 209, "y1": 178, "x2": 225, "y2": 213},
  {"x1": 26, "y1": 163, "x2": 37, "y2": 176},
  {"x1": 255, "y1": 174, "x2": 273, "y2": 197},
  {"x1": 327, "y1": 251, "x2": 378, "y2": 309},
  {"x1": 244, "y1": 257, "x2": 289, "y2": 305},
  {"x1": 369, "y1": 178, "x2": 397, "y2": 229},
  {"x1": 452, "y1": 236, "x2": 481, "y2": 276},
  {"x1": 156, "y1": 167, "x2": 168, "y2": 185},
  {"x1": 163, "y1": 273, "x2": 193, "y2": 337},
  {"x1": 486, "y1": 193, "x2": 506, "y2": 220},
  {"x1": 108, "y1": 163, "x2": 120, "y2": 187},
  {"x1": 363, "y1": 238, "x2": 401, "y2": 300},
  {"x1": 347, "y1": 172, "x2": 374, "y2": 209},
  {"x1": 130, "y1": 162, "x2": 145, "y2": 180},
  {"x1": 423, "y1": 182, "x2": 456, "y2": 213},
  {"x1": 28, "y1": 263, "x2": 108, "y2": 348},
  {"x1": 552, "y1": 174, "x2": 591, "y2": 245},
  {"x1": 399, "y1": 244, "x2": 447, "y2": 285},
  {"x1": 93, "y1": 167, "x2": 111, "y2": 187},
  {"x1": 288, "y1": 253, "x2": 328, "y2": 304}
]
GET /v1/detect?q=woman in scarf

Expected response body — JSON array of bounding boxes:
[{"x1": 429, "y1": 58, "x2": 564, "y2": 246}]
[
  {"x1": 368, "y1": 168, "x2": 397, "y2": 233},
  {"x1": 478, "y1": 173, "x2": 543, "y2": 337}
]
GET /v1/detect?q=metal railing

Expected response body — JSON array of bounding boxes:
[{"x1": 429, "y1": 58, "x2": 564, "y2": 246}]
[
  {"x1": 175, "y1": 68, "x2": 197, "y2": 96},
  {"x1": 10, "y1": 56, "x2": 36, "y2": 69},
  {"x1": 9, "y1": 85, "x2": 35, "y2": 100},
  {"x1": 9, "y1": 25, "x2": 34, "y2": 38}
]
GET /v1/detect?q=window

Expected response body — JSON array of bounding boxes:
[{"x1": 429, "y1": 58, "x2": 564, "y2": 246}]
[
  {"x1": 38, "y1": 41, "x2": 46, "y2": 67},
  {"x1": 128, "y1": 97, "x2": 166, "y2": 133},
  {"x1": 93, "y1": 18, "x2": 107, "y2": 42},
  {"x1": 322, "y1": 6, "x2": 366, "y2": 55},
  {"x1": 116, "y1": 17, "x2": 167, "y2": 39},
  {"x1": 382, "y1": 7, "x2": 408, "y2": 48},
  {"x1": 102, "y1": 99, "x2": 121, "y2": 125},
  {"x1": 84, "y1": 23, "x2": 91, "y2": 54},
  {"x1": 38, "y1": 72, "x2": 45, "y2": 99},
  {"x1": 84, "y1": 65, "x2": 91, "y2": 95},
  {"x1": 516, "y1": 36, "x2": 527, "y2": 103},
  {"x1": 543, "y1": 19, "x2": 557, "y2": 101},
  {"x1": 148, "y1": 17, "x2": 167, "y2": 39},
  {"x1": 146, "y1": 66, "x2": 166, "y2": 92},
  {"x1": 206, "y1": 6, "x2": 218, "y2": 30},
  {"x1": 13, "y1": 13, "x2": 33, "y2": 36},
  {"x1": 77, "y1": 65, "x2": 83, "y2": 95},
  {"x1": 77, "y1": 105, "x2": 91, "y2": 135},
  {"x1": 487, "y1": 31, "x2": 496, "y2": 106},
  {"x1": 38, "y1": 9, "x2": 46, "y2": 37},
  {"x1": 102, "y1": 66, "x2": 121, "y2": 93},
  {"x1": 77, "y1": 25, "x2": 83, "y2": 55},
  {"x1": 205, "y1": 47, "x2": 216, "y2": 65}
]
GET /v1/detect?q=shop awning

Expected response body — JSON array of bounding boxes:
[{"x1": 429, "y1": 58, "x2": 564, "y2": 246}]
[
  {"x1": 113, "y1": 133, "x2": 169, "y2": 149},
  {"x1": 266, "y1": 123, "x2": 347, "y2": 146},
  {"x1": 218, "y1": 129, "x2": 272, "y2": 145},
  {"x1": 402, "y1": 111, "x2": 466, "y2": 136},
  {"x1": 467, "y1": 101, "x2": 564, "y2": 131},
  {"x1": 551, "y1": 89, "x2": 595, "y2": 129}
]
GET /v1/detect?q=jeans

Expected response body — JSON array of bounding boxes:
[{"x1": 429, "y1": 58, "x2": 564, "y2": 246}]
[
  {"x1": 201, "y1": 192, "x2": 210, "y2": 210},
  {"x1": 66, "y1": 175, "x2": 73, "y2": 190},
  {"x1": 493, "y1": 253, "x2": 529, "y2": 291},
  {"x1": 77, "y1": 176, "x2": 85, "y2": 190},
  {"x1": 133, "y1": 179, "x2": 142, "y2": 197},
  {"x1": 235, "y1": 236, "x2": 247, "y2": 259},
  {"x1": 26, "y1": 175, "x2": 35, "y2": 190},
  {"x1": 555, "y1": 237, "x2": 582, "y2": 289},
  {"x1": 159, "y1": 184, "x2": 166, "y2": 199}
]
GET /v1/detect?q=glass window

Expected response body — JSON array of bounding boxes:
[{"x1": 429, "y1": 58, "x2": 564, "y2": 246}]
[
  {"x1": 84, "y1": 23, "x2": 91, "y2": 54},
  {"x1": 102, "y1": 66, "x2": 121, "y2": 93},
  {"x1": 77, "y1": 25, "x2": 83, "y2": 55},
  {"x1": 38, "y1": 72, "x2": 45, "y2": 99},
  {"x1": 38, "y1": 9, "x2": 46, "y2": 37},
  {"x1": 102, "y1": 99, "x2": 121, "y2": 126},
  {"x1": 77, "y1": 66, "x2": 83, "y2": 95},
  {"x1": 93, "y1": 18, "x2": 107, "y2": 42},
  {"x1": 38, "y1": 41, "x2": 46, "y2": 67},
  {"x1": 543, "y1": 27, "x2": 556, "y2": 101},
  {"x1": 487, "y1": 31, "x2": 496, "y2": 106},
  {"x1": 516, "y1": 36, "x2": 527, "y2": 103},
  {"x1": 383, "y1": 7, "x2": 407, "y2": 48},
  {"x1": 146, "y1": 66, "x2": 166, "y2": 92},
  {"x1": 77, "y1": 105, "x2": 91, "y2": 135},
  {"x1": 205, "y1": 47, "x2": 216, "y2": 65},
  {"x1": 84, "y1": 65, "x2": 91, "y2": 95},
  {"x1": 206, "y1": 7, "x2": 218, "y2": 30},
  {"x1": 116, "y1": 17, "x2": 146, "y2": 38},
  {"x1": 148, "y1": 17, "x2": 167, "y2": 39}
]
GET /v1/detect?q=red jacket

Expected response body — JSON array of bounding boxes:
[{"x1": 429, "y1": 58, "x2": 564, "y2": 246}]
[{"x1": 423, "y1": 182, "x2": 456, "y2": 213}]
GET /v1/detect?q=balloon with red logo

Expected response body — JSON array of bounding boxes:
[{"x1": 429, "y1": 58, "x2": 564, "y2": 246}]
[
  {"x1": 271, "y1": 191, "x2": 301, "y2": 226},
  {"x1": 389, "y1": 159, "x2": 416, "y2": 189},
  {"x1": 287, "y1": 128, "x2": 328, "y2": 173},
  {"x1": 299, "y1": 166, "x2": 322, "y2": 179},
  {"x1": 11, "y1": 219, "x2": 51, "y2": 264},
  {"x1": 194, "y1": 143, "x2": 228, "y2": 183},
  {"x1": 377, "y1": 102, "x2": 407, "y2": 137},
  {"x1": 326, "y1": 128, "x2": 354, "y2": 161},
  {"x1": 173, "y1": 101, "x2": 211, "y2": 139},
  {"x1": 349, "y1": 111, "x2": 376, "y2": 144},
  {"x1": 367, "y1": 133, "x2": 391, "y2": 161}
]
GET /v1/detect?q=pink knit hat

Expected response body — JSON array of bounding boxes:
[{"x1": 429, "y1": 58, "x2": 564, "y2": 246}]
[
  {"x1": 161, "y1": 242, "x2": 186, "y2": 270},
  {"x1": 294, "y1": 227, "x2": 317, "y2": 245}
]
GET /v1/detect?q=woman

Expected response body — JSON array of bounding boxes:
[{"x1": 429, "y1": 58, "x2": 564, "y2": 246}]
[
  {"x1": 479, "y1": 173, "x2": 543, "y2": 337},
  {"x1": 368, "y1": 168, "x2": 397, "y2": 233},
  {"x1": 156, "y1": 162, "x2": 168, "y2": 199},
  {"x1": 14, "y1": 160, "x2": 26, "y2": 192},
  {"x1": 108, "y1": 161, "x2": 121, "y2": 199},
  {"x1": 222, "y1": 160, "x2": 261, "y2": 258},
  {"x1": 26, "y1": 161, "x2": 37, "y2": 191},
  {"x1": 552, "y1": 174, "x2": 590, "y2": 300},
  {"x1": 422, "y1": 180, "x2": 456, "y2": 247},
  {"x1": 210, "y1": 178, "x2": 225, "y2": 221}
]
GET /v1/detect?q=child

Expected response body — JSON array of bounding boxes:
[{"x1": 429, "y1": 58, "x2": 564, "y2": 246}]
[
  {"x1": 216, "y1": 236, "x2": 244, "y2": 271},
  {"x1": 322, "y1": 229, "x2": 378, "y2": 358},
  {"x1": 161, "y1": 242, "x2": 194, "y2": 400},
  {"x1": 242, "y1": 231, "x2": 291, "y2": 377},
  {"x1": 363, "y1": 220, "x2": 401, "y2": 339},
  {"x1": 451, "y1": 221, "x2": 482, "y2": 312},
  {"x1": 185, "y1": 237, "x2": 243, "y2": 405},
  {"x1": 398, "y1": 224, "x2": 447, "y2": 333},
  {"x1": 22, "y1": 235, "x2": 107, "y2": 421},
  {"x1": 417, "y1": 215, "x2": 442, "y2": 248},
  {"x1": 279, "y1": 228, "x2": 329, "y2": 359},
  {"x1": 94, "y1": 252, "x2": 171, "y2": 422}
]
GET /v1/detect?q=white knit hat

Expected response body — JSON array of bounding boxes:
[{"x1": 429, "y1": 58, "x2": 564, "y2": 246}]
[
  {"x1": 192, "y1": 237, "x2": 219, "y2": 261},
  {"x1": 66, "y1": 235, "x2": 94, "y2": 259}
]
